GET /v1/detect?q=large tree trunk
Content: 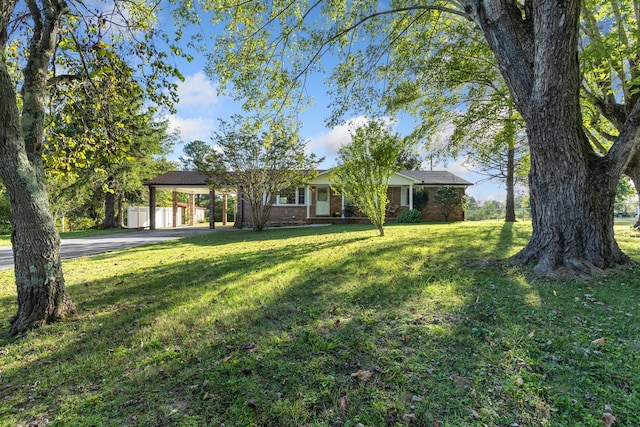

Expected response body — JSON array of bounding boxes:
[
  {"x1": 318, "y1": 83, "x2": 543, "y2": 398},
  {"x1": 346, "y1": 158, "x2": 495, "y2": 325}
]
[
  {"x1": 1, "y1": 153, "x2": 75, "y2": 337},
  {"x1": 0, "y1": 64, "x2": 75, "y2": 337},
  {"x1": 0, "y1": 0, "x2": 75, "y2": 336},
  {"x1": 467, "y1": 0, "x2": 636, "y2": 276},
  {"x1": 504, "y1": 145, "x2": 516, "y2": 222}
]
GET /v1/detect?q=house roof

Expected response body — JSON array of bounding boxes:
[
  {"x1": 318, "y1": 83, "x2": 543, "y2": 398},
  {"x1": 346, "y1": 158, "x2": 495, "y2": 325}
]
[
  {"x1": 398, "y1": 170, "x2": 473, "y2": 186},
  {"x1": 145, "y1": 169, "x2": 472, "y2": 193}
]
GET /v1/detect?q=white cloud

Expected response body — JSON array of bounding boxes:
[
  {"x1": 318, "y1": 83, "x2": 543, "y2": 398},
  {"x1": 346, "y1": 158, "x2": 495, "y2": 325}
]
[
  {"x1": 176, "y1": 72, "x2": 219, "y2": 109},
  {"x1": 305, "y1": 116, "x2": 376, "y2": 168},
  {"x1": 168, "y1": 115, "x2": 215, "y2": 143}
]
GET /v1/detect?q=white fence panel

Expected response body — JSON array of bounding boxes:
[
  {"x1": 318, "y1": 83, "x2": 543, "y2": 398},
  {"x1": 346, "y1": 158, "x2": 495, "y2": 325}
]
[{"x1": 127, "y1": 206, "x2": 182, "y2": 228}]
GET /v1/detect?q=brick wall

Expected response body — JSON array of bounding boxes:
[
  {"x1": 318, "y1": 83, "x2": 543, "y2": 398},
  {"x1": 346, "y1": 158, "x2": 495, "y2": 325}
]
[
  {"x1": 417, "y1": 187, "x2": 465, "y2": 222},
  {"x1": 235, "y1": 185, "x2": 466, "y2": 227}
]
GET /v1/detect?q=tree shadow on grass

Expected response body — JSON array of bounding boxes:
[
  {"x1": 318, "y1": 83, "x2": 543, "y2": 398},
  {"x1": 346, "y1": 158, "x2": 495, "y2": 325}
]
[{"x1": 2, "y1": 223, "x2": 638, "y2": 425}]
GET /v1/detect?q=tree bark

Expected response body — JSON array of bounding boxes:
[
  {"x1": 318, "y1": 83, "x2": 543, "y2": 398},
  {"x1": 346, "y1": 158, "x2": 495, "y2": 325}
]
[
  {"x1": 466, "y1": 0, "x2": 634, "y2": 276},
  {"x1": 0, "y1": 66, "x2": 75, "y2": 336},
  {"x1": 0, "y1": 0, "x2": 75, "y2": 336},
  {"x1": 504, "y1": 145, "x2": 516, "y2": 222},
  {"x1": 1, "y1": 154, "x2": 75, "y2": 337}
]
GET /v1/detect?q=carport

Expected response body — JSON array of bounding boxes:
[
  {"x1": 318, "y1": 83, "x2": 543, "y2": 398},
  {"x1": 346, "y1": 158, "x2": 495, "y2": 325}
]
[{"x1": 144, "y1": 171, "x2": 234, "y2": 230}]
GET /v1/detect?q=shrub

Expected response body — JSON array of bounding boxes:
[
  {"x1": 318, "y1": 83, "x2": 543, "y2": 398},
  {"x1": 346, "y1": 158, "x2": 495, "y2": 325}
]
[
  {"x1": 396, "y1": 209, "x2": 422, "y2": 223},
  {"x1": 412, "y1": 188, "x2": 429, "y2": 211},
  {"x1": 342, "y1": 204, "x2": 355, "y2": 218},
  {"x1": 70, "y1": 217, "x2": 99, "y2": 231}
]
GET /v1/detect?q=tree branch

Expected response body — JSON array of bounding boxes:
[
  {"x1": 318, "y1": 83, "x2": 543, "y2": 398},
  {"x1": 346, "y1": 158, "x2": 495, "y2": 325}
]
[{"x1": 292, "y1": 5, "x2": 468, "y2": 84}]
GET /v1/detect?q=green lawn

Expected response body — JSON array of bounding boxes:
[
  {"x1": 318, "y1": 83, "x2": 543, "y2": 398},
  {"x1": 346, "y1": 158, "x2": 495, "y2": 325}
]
[{"x1": 0, "y1": 221, "x2": 639, "y2": 426}]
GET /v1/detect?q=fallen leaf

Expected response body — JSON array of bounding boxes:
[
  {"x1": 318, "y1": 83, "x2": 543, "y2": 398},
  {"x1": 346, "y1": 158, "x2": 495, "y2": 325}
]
[
  {"x1": 243, "y1": 342, "x2": 257, "y2": 351},
  {"x1": 516, "y1": 377, "x2": 524, "y2": 387},
  {"x1": 470, "y1": 388, "x2": 477, "y2": 399},
  {"x1": 602, "y1": 412, "x2": 616, "y2": 427},
  {"x1": 403, "y1": 413, "x2": 417, "y2": 422},
  {"x1": 351, "y1": 370, "x2": 373, "y2": 382},
  {"x1": 222, "y1": 352, "x2": 234, "y2": 363},
  {"x1": 471, "y1": 409, "x2": 480, "y2": 419},
  {"x1": 451, "y1": 375, "x2": 469, "y2": 389},
  {"x1": 592, "y1": 337, "x2": 607, "y2": 346},
  {"x1": 339, "y1": 396, "x2": 348, "y2": 413},
  {"x1": 517, "y1": 358, "x2": 532, "y2": 370}
]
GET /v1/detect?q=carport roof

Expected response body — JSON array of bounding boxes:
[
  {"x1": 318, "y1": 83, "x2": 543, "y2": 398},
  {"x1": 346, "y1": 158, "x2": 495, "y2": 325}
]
[
  {"x1": 145, "y1": 170, "x2": 209, "y2": 186},
  {"x1": 144, "y1": 171, "x2": 218, "y2": 194}
]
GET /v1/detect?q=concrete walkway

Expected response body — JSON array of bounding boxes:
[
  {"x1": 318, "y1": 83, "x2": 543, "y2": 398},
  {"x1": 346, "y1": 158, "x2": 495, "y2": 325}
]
[{"x1": 0, "y1": 226, "x2": 232, "y2": 271}]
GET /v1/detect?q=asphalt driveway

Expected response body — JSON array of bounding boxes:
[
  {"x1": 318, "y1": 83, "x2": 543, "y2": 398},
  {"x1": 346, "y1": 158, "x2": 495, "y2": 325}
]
[{"x1": 0, "y1": 226, "x2": 230, "y2": 271}]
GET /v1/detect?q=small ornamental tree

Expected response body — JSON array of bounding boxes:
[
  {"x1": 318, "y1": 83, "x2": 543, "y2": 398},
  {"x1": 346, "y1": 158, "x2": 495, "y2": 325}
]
[
  {"x1": 329, "y1": 120, "x2": 406, "y2": 236},
  {"x1": 412, "y1": 187, "x2": 430, "y2": 211},
  {"x1": 434, "y1": 186, "x2": 469, "y2": 222},
  {"x1": 213, "y1": 115, "x2": 321, "y2": 231}
]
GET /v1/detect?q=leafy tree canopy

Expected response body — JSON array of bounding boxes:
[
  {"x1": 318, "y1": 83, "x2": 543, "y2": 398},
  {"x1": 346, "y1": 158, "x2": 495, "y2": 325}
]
[
  {"x1": 211, "y1": 114, "x2": 322, "y2": 231},
  {"x1": 329, "y1": 119, "x2": 406, "y2": 236}
]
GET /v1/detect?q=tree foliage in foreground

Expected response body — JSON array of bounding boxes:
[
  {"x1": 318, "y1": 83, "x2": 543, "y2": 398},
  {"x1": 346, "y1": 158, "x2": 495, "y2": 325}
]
[
  {"x1": 329, "y1": 120, "x2": 406, "y2": 236},
  {"x1": 190, "y1": 0, "x2": 640, "y2": 277},
  {"x1": 211, "y1": 115, "x2": 321, "y2": 231},
  {"x1": 46, "y1": 58, "x2": 177, "y2": 229},
  {"x1": 0, "y1": 0, "x2": 185, "y2": 336}
]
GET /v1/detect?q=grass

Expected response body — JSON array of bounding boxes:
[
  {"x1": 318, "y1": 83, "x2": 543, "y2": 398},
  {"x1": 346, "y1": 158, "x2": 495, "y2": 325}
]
[{"x1": 0, "y1": 220, "x2": 639, "y2": 426}]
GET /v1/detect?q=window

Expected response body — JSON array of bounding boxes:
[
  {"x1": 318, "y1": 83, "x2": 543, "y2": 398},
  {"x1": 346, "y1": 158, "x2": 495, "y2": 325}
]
[
  {"x1": 317, "y1": 187, "x2": 328, "y2": 202},
  {"x1": 276, "y1": 187, "x2": 306, "y2": 205}
]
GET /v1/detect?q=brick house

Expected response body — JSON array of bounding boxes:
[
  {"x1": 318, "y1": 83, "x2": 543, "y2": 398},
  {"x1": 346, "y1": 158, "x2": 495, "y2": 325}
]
[
  {"x1": 145, "y1": 170, "x2": 472, "y2": 230},
  {"x1": 236, "y1": 169, "x2": 472, "y2": 227}
]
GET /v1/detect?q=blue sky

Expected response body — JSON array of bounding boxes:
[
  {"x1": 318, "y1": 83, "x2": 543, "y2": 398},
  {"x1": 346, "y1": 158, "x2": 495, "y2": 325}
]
[{"x1": 158, "y1": 14, "x2": 510, "y2": 203}]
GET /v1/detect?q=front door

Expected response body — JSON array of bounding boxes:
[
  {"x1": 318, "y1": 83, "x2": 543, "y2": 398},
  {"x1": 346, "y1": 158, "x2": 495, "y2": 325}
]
[{"x1": 315, "y1": 186, "x2": 330, "y2": 216}]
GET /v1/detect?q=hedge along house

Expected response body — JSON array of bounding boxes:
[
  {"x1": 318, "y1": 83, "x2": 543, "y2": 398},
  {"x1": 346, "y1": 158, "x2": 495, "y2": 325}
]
[
  {"x1": 235, "y1": 169, "x2": 473, "y2": 227},
  {"x1": 145, "y1": 169, "x2": 472, "y2": 230}
]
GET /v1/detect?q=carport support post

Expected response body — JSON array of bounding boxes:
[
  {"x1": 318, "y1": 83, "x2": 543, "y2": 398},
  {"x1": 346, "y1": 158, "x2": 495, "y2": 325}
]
[
  {"x1": 189, "y1": 194, "x2": 195, "y2": 225},
  {"x1": 209, "y1": 189, "x2": 216, "y2": 229},
  {"x1": 172, "y1": 191, "x2": 178, "y2": 228},
  {"x1": 149, "y1": 186, "x2": 156, "y2": 230}
]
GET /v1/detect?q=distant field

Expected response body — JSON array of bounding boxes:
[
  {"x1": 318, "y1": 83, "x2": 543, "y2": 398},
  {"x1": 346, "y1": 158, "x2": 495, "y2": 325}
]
[{"x1": 0, "y1": 221, "x2": 639, "y2": 426}]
